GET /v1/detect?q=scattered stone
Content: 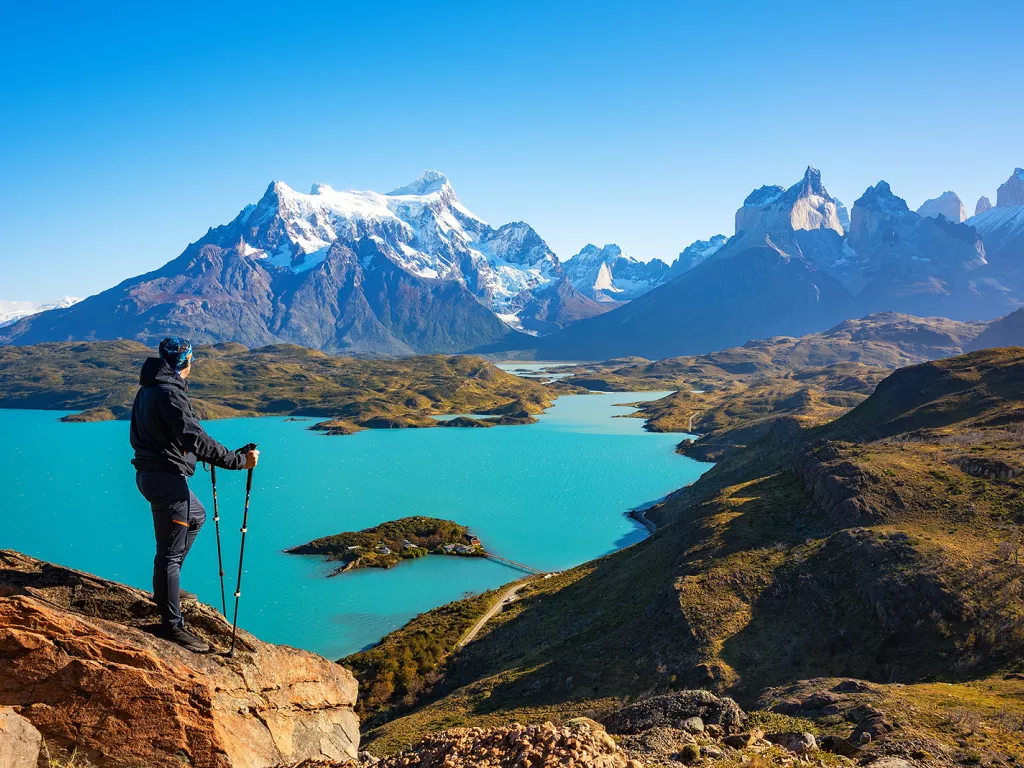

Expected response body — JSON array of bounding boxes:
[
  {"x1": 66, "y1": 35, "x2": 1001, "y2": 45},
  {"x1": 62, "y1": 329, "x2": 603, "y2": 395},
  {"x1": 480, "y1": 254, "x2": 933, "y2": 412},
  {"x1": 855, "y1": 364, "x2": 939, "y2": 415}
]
[
  {"x1": 603, "y1": 690, "x2": 747, "y2": 735},
  {"x1": 723, "y1": 731, "x2": 760, "y2": 749},
  {"x1": 833, "y1": 679, "x2": 875, "y2": 693},
  {"x1": 771, "y1": 698, "x2": 803, "y2": 715},
  {"x1": 801, "y1": 691, "x2": 841, "y2": 709},
  {"x1": 765, "y1": 732, "x2": 817, "y2": 755},
  {"x1": 680, "y1": 716, "x2": 704, "y2": 735},
  {"x1": 377, "y1": 721, "x2": 629, "y2": 768},
  {"x1": 0, "y1": 708, "x2": 41, "y2": 768},
  {"x1": 705, "y1": 724, "x2": 724, "y2": 738},
  {"x1": 702, "y1": 745, "x2": 725, "y2": 759},
  {"x1": 820, "y1": 734, "x2": 859, "y2": 757},
  {"x1": 866, "y1": 759, "x2": 914, "y2": 768}
]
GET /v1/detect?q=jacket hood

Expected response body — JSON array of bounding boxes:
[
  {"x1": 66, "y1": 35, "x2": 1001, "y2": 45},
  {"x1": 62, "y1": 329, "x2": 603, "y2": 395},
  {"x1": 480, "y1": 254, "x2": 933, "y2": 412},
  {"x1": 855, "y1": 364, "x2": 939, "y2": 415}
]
[{"x1": 139, "y1": 357, "x2": 185, "y2": 389}]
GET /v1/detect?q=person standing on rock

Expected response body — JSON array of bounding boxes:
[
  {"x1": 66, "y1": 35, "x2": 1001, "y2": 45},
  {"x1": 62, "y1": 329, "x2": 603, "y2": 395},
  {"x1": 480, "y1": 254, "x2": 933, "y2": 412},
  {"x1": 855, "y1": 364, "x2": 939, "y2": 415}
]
[{"x1": 130, "y1": 337, "x2": 259, "y2": 652}]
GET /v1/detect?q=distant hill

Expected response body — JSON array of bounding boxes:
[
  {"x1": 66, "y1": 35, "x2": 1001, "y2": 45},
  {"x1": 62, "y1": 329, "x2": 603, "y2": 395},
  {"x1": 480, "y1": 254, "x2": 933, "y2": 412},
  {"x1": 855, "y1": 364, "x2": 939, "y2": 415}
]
[{"x1": 967, "y1": 307, "x2": 1024, "y2": 352}]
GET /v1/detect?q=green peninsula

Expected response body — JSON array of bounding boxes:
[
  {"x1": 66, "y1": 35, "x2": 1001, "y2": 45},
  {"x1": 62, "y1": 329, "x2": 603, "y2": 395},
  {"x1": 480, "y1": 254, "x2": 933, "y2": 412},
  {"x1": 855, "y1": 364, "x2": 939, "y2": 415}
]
[
  {"x1": 0, "y1": 341, "x2": 563, "y2": 429},
  {"x1": 287, "y1": 516, "x2": 485, "y2": 573}
]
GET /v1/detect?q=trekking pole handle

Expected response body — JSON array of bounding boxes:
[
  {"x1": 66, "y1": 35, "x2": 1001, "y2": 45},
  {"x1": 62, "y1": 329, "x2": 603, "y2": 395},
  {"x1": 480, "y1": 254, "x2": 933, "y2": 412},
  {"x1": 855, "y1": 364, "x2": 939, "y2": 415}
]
[{"x1": 235, "y1": 442, "x2": 258, "y2": 454}]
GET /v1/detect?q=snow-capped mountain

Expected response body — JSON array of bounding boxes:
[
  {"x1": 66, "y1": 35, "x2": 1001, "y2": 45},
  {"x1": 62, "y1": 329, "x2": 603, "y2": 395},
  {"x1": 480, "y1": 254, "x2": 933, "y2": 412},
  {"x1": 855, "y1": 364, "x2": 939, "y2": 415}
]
[
  {"x1": 0, "y1": 297, "x2": 82, "y2": 328},
  {"x1": 667, "y1": 235, "x2": 728, "y2": 278},
  {"x1": 201, "y1": 171, "x2": 563, "y2": 322},
  {"x1": 562, "y1": 244, "x2": 670, "y2": 302},
  {"x1": 0, "y1": 173, "x2": 607, "y2": 353},
  {"x1": 968, "y1": 167, "x2": 1024, "y2": 294},
  {"x1": 531, "y1": 166, "x2": 1023, "y2": 360}
]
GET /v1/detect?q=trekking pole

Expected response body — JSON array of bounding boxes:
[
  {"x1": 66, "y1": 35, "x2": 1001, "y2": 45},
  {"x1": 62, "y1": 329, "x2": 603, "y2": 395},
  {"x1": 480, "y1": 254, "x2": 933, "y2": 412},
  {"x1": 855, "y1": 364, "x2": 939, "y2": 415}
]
[
  {"x1": 228, "y1": 443, "x2": 258, "y2": 658},
  {"x1": 210, "y1": 465, "x2": 228, "y2": 616}
]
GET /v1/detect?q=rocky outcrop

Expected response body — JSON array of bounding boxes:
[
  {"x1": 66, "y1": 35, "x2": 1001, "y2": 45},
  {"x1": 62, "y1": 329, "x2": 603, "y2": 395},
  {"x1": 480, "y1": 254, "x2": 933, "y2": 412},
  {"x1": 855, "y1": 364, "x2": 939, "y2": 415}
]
[
  {"x1": 916, "y1": 191, "x2": 965, "y2": 222},
  {"x1": 0, "y1": 708, "x2": 42, "y2": 768},
  {"x1": 791, "y1": 442, "x2": 881, "y2": 523},
  {"x1": 602, "y1": 690, "x2": 747, "y2": 736},
  {"x1": 952, "y1": 455, "x2": 1017, "y2": 480},
  {"x1": 0, "y1": 550, "x2": 359, "y2": 768},
  {"x1": 996, "y1": 167, "x2": 1024, "y2": 207},
  {"x1": 975, "y1": 196, "x2": 994, "y2": 215},
  {"x1": 735, "y1": 167, "x2": 845, "y2": 236}
]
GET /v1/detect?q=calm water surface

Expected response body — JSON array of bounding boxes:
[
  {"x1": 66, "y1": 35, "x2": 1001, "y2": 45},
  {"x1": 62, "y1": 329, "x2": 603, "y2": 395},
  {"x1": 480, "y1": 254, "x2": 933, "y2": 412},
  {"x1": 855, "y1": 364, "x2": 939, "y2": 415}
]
[{"x1": 0, "y1": 392, "x2": 707, "y2": 658}]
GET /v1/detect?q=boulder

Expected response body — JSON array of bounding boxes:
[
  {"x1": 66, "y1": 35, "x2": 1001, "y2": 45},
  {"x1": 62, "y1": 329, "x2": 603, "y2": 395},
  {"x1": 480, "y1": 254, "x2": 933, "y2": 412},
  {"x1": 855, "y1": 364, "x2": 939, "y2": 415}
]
[
  {"x1": 765, "y1": 731, "x2": 817, "y2": 755},
  {"x1": 0, "y1": 708, "x2": 42, "y2": 768},
  {"x1": 820, "y1": 734, "x2": 859, "y2": 757},
  {"x1": 603, "y1": 690, "x2": 747, "y2": 735},
  {"x1": 832, "y1": 679, "x2": 876, "y2": 693},
  {"x1": 0, "y1": 550, "x2": 359, "y2": 768},
  {"x1": 680, "y1": 716, "x2": 704, "y2": 735}
]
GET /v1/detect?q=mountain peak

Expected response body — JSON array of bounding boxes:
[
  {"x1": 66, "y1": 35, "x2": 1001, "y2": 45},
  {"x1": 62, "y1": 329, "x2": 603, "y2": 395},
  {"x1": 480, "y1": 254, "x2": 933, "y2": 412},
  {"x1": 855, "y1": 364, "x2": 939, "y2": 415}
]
[
  {"x1": 800, "y1": 165, "x2": 824, "y2": 195},
  {"x1": 996, "y1": 167, "x2": 1024, "y2": 207},
  {"x1": 387, "y1": 169, "x2": 453, "y2": 197},
  {"x1": 736, "y1": 167, "x2": 842, "y2": 235},
  {"x1": 310, "y1": 182, "x2": 335, "y2": 195},
  {"x1": 917, "y1": 191, "x2": 966, "y2": 223},
  {"x1": 855, "y1": 181, "x2": 909, "y2": 214}
]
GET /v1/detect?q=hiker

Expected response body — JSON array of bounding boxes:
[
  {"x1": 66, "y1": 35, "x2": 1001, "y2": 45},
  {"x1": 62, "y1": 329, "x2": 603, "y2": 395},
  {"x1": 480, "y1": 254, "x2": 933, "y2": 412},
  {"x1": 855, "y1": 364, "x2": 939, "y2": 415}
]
[{"x1": 130, "y1": 337, "x2": 259, "y2": 652}]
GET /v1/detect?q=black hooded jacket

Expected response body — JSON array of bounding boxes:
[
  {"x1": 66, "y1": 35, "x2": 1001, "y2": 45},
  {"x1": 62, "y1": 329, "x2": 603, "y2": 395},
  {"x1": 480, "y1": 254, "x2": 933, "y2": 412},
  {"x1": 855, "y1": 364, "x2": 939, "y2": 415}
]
[{"x1": 130, "y1": 357, "x2": 247, "y2": 476}]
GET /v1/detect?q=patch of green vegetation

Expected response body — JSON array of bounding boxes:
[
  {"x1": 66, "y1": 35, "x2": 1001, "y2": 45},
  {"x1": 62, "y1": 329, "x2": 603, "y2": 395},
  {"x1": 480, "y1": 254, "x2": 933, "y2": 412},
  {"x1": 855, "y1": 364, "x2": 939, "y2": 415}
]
[
  {"x1": 0, "y1": 341, "x2": 557, "y2": 429},
  {"x1": 287, "y1": 516, "x2": 484, "y2": 572},
  {"x1": 341, "y1": 589, "x2": 500, "y2": 728}
]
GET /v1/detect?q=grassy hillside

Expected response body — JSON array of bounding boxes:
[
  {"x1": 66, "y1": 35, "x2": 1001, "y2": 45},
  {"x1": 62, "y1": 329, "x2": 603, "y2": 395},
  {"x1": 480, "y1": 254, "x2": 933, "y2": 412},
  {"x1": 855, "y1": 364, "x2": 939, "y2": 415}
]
[
  {"x1": 357, "y1": 348, "x2": 1024, "y2": 763},
  {"x1": 0, "y1": 341, "x2": 561, "y2": 428},
  {"x1": 556, "y1": 312, "x2": 983, "y2": 392}
]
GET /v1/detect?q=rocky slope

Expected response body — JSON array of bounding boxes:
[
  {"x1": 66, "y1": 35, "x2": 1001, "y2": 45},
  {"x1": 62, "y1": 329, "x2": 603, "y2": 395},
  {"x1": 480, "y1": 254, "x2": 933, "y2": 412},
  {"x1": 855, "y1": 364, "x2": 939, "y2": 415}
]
[
  {"x1": 667, "y1": 235, "x2": 728, "y2": 278},
  {"x1": 0, "y1": 172, "x2": 607, "y2": 353},
  {"x1": 0, "y1": 550, "x2": 360, "y2": 768}
]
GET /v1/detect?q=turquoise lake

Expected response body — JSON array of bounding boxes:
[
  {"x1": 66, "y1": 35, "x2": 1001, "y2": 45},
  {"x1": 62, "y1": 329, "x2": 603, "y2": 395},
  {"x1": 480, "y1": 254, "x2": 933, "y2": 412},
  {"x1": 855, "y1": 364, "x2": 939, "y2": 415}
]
[{"x1": 0, "y1": 392, "x2": 708, "y2": 659}]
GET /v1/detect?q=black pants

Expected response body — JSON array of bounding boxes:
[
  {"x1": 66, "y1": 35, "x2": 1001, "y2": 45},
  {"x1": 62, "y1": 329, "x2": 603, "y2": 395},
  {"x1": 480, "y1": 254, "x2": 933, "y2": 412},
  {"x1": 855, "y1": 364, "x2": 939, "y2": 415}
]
[{"x1": 136, "y1": 472, "x2": 206, "y2": 630}]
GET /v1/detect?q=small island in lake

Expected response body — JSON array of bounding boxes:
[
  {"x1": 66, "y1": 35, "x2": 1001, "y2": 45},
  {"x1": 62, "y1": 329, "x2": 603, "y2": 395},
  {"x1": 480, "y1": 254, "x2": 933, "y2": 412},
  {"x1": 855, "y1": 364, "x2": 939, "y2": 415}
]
[{"x1": 286, "y1": 516, "x2": 486, "y2": 574}]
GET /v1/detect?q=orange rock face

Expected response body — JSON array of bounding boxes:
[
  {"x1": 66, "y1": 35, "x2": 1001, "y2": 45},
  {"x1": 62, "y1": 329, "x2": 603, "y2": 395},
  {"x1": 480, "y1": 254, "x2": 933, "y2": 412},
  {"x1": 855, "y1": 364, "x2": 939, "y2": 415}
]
[{"x1": 0, "y1": 550, "x2": 359, "y2": 768}]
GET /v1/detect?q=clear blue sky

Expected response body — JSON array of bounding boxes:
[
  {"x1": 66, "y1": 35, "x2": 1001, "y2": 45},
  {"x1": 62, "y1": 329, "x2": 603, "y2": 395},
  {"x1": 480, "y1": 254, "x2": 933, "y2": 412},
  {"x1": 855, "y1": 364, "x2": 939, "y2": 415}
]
[{"x1": 2, "y1": 0, "x2": 1022, "y2": 302}]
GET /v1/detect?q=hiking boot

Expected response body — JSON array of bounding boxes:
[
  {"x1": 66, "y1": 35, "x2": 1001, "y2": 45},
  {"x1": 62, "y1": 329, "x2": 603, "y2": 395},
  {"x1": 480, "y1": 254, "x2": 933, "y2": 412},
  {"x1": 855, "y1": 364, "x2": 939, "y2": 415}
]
[{"x1": 161, "y1": 625, "x2": 210, "y2": 653}]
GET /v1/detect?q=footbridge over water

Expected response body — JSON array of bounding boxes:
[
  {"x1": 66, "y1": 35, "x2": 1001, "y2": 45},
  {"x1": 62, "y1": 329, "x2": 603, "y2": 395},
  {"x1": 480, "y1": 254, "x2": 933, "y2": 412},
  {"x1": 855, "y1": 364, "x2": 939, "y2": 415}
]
[{"x1": 482, "y1": 551, "x2": 546, "y2": 575}]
